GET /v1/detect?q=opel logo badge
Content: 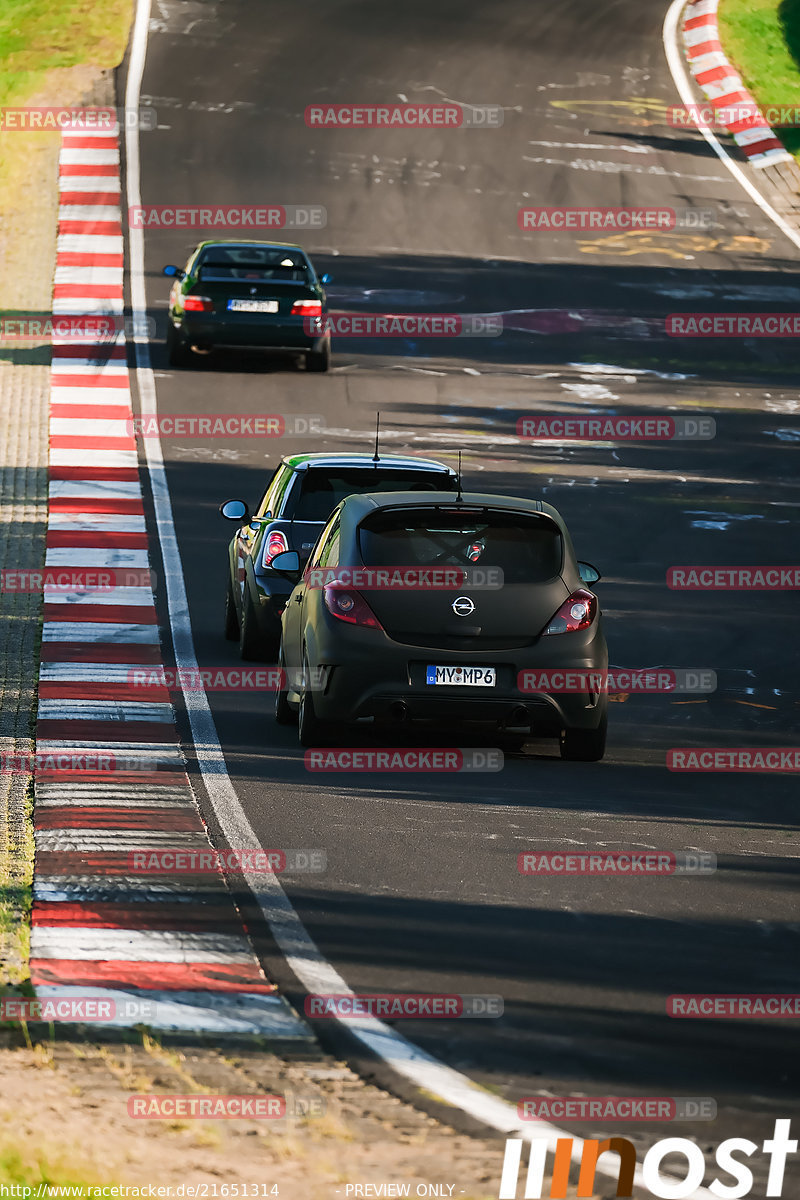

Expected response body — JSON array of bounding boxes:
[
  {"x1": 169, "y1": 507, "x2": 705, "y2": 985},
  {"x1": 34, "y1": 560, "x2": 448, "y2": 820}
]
[{"x1": 452, "y1": 595, "x2": 475, "y2": 617}]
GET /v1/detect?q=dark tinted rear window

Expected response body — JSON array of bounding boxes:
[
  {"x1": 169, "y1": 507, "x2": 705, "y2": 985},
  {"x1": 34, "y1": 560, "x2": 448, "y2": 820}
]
[
  {"x1": 357, "y1": 508, "x2": 562, "y2": 584},
  {"x1": 195, "y1": 247, "x2": 311, "y2": 283},
  {"x1": 289, "y1": 471, "x2": 456, "y2": 523}
]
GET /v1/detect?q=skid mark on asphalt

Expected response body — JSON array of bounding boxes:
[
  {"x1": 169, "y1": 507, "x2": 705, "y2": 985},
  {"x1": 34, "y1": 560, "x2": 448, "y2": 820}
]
[{"x1": 31, "y1": 119, "x2": 311, "y2": 1039}]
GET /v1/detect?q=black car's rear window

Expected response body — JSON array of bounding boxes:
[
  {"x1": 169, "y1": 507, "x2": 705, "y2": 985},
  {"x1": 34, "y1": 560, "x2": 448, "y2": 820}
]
[
  {"x1": 357, "y1": 508, "x2": 562, "y2": 584},
  {"x1": 289, "y1": 471, "x2": 456, "y2": 523},
  {"x1": 195, "y1": 247, "x2": 311, "y2": 284}
]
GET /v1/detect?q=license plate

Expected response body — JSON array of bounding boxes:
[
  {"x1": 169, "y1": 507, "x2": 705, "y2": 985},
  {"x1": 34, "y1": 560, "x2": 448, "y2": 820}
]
[
  {"x1": 426, "y1": 665, "x2": 496, "y2": 687},
  {"x1": 227, "y1": 299, "x2": 279, "y2": 313}
]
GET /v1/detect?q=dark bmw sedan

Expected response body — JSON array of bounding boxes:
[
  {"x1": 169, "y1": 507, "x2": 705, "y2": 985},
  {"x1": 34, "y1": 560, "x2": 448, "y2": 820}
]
[
  {"x1": 273, "y1": 492, "x2": 609, "y2": 760},
  {"x1": 163, "y1": 240, "x2": 332, "y2": 370}
]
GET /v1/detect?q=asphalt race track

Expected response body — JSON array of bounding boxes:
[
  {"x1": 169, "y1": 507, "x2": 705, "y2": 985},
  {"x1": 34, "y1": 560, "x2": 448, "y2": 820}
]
[{"x1": 128, "y1": 0, "x2": 800, "y2": 1186}]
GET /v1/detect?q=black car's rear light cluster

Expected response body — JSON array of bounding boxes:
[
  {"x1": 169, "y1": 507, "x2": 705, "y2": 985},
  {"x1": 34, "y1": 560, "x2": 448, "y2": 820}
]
[
  {"x1": 542, "y1": 588, "x2": 597, "y2": 635},
  {"x1": 323, "y1": 584, "x2": 382, "y2": 629},
  {"x1": 291, "y1": 299, "x2": 322, "y2": 316},
  {"x1": 183, "y1": 295, "x2": 214, "y2": 312},
  {"x1": 263, "y1": 530, "x2": 290, "y2": 567}
]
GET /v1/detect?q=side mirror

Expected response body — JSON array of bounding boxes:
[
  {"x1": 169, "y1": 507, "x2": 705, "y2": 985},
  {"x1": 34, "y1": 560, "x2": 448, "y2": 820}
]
[
  {"x1": 219, "y1": 499, "x2": 249, "y2": 522},
  {"x1": 163, "y1": 265, "x2": 185, "y2": 279},
  {"x1": 320, "y1": 273, "x2": 333, "y2": 285},
  {"x1": 270, "y1": 550, "x2": 301, "y2": 578},
  {"x1": 578, "y1": 561, "x2": 602, "y2": 585}
]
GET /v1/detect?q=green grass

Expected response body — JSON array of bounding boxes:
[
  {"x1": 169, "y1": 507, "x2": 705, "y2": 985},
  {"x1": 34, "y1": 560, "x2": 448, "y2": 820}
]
[
  {"x1": 0, "y1": 0, "x2": 133, "y2": 104},
  {"x1": 0, "y1": 1141, "x2": 109, "y2": 1191},
  {"x1": 718, "y1": 0, "x2": 800, "y2": 158},
  {"x1": 0, "y1": 780, "x2": 34, "y2": 987}
]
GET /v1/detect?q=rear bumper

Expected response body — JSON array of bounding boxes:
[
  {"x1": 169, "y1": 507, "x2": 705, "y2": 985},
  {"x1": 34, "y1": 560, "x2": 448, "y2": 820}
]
[
  {"x1": 301, "y1": 621, "x2": 608, "y2": 732},
  {"x1": 177, "y1": 315, "x2": 327, "y2": 352}
]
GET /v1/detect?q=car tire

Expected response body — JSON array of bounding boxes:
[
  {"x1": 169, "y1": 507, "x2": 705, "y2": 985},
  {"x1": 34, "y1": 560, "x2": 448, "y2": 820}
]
[
  {"x1": 559, "y1": 714, "x2": 607, "y2": 762},
  {"x1": 298, "y1": 653, "x2": 328, "y2": 746},
  {"x1": 274, "y1": 644, "x2": 296, "y2": 725},
  {"x1": 306, "y1": 340, "x2": 330, "y2": 373},
  {"x1": 224, "y1": 573, "x2": 239, "y2": 640},
  {"x1": 166, "y1": 323, "x2": 192, "y2": 368},
  {"x1": 239, "y1": 589, "x2": 266, "y2": 661}
]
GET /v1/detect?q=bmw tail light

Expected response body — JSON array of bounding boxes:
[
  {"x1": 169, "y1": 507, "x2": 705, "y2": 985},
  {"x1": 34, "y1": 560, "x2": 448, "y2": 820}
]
[
  {"x1": 542, "y1": 589, "x2": 597, "y2": 635},
  {"x1": 183, "y1": 295, "x2": 214, "y2": 312},
  {"x1": 323, "y1": 584, "x2": 382, "y2": 629},
  {"x1": 263, "y1": 530, "x2": 290, "y2": 567},
  {"x1": 291, "y1": 299, "x2": 322, "y2": 316}
]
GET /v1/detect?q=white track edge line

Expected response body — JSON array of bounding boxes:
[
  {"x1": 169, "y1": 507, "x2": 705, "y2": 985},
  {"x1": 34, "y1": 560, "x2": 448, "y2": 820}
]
[
  {"x1": 123, "y1": 0, "x2": 714, "y2": 1191},
  {"x1": 663, "y1": 0, "x2": 800, "y2": 254}
]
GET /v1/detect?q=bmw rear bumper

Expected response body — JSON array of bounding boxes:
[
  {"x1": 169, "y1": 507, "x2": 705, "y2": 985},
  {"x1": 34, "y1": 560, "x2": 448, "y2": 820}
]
[{"x1": 177, "y1": 315, "x2": 328, "y2": 352}]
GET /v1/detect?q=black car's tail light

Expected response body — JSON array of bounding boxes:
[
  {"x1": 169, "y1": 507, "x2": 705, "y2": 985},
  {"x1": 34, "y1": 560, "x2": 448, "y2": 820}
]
[
  {"x1": 291, "y1": 299, "x2": 322, "y2": 316},
  {"x1": 323, "y1": 584, "x2": 383, "y2": 629},
  {"x1": 542, "y1": 588, "x2": 597, "y2": 635},
  {"x1": 183, "y1": 295, "x2": 214, "y2": 312},
  {"x1": 263, "y1": 530, "x2": 290, "y2": 567}
]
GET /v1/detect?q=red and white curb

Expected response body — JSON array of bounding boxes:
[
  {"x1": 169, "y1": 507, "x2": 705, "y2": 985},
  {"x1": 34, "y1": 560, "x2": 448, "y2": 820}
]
[
  {"x1": 683, "y1": 0, "x2": 792, "y2": 168},
  {"x1": 32, "y1": 120, "x2": 311, "y2": 1037}
]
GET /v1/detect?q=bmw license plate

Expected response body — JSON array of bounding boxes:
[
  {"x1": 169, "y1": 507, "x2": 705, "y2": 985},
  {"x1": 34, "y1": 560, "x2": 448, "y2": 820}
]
[
  {"x1": 227, "y1": 299, "x2": 279, "y2": 313},
  {"x1": 426, "y1": 665, "x2": 496, "y2": 687}
]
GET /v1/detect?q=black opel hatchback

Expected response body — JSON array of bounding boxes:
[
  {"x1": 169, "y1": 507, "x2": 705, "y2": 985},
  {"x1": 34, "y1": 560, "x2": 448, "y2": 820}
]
[{"x1": 273, "y1": 491, "x2": 608, "y2": 760}]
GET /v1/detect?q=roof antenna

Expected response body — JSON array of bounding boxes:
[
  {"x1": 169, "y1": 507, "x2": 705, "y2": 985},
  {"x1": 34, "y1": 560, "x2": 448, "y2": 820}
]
[
  {"x1": 456, "y1": 450, "x2": 463, "y2": 502},
  {"x1": 372, "y1": 412, "x2": 381, "y2": 464}
]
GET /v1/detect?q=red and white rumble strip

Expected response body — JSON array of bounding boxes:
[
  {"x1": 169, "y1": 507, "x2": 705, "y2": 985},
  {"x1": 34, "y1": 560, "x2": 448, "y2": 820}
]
[
  {"x1": 683, "y1": 0, "x2": 792, "y2": 168},
  {"x1": 30, "y1": 120, "x2": 309, "y2": 1037}
]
